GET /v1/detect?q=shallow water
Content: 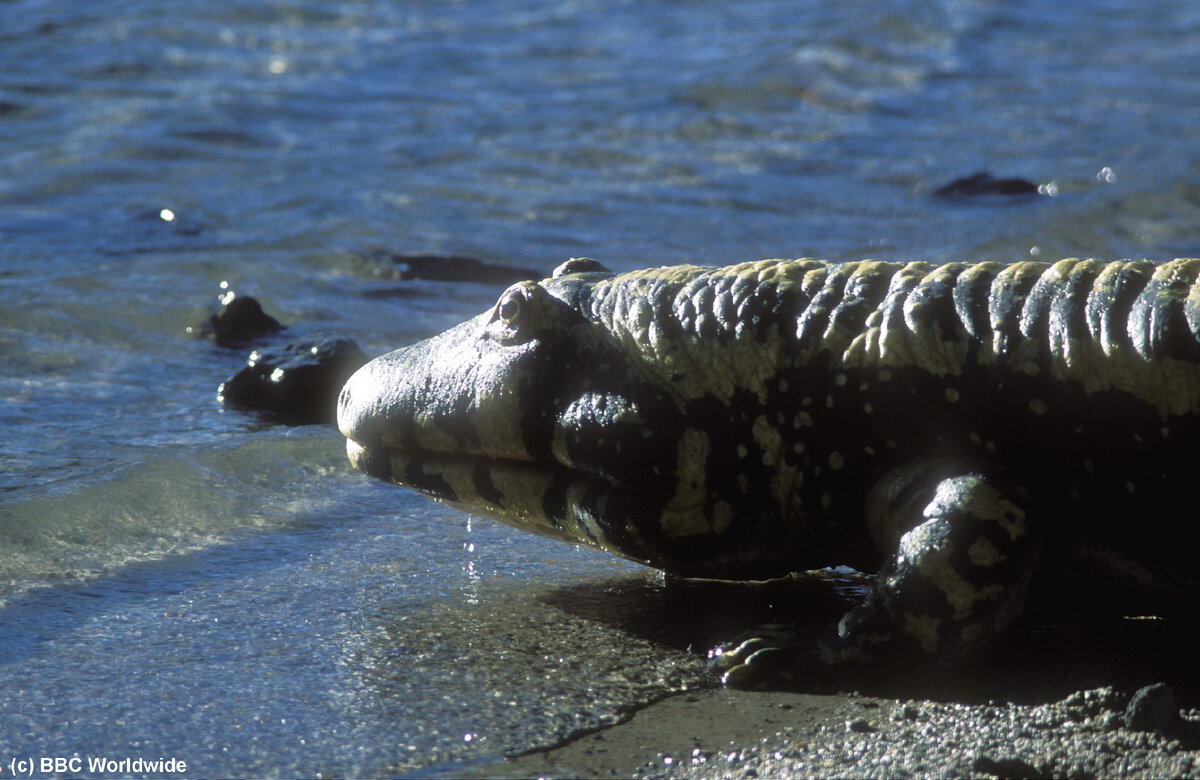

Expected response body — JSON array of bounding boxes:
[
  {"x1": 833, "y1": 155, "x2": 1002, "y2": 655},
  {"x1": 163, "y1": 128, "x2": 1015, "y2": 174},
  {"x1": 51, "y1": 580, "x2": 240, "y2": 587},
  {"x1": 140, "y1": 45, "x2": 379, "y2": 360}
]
[{"x1": 3, "y1": 0, "x2": 1200, "y2": 775}]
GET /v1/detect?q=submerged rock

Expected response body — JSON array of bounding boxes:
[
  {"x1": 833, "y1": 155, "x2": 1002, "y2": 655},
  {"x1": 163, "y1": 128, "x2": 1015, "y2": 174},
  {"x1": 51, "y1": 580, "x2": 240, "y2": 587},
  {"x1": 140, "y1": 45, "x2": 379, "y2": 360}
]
[
  {"x1": 388, "y1": 253, "x2": 542, "y2": 284},
  {"x1": 192, "y1": 290, "x2": 284, "y2": 348},
  {"x1": 931, "y1": 172, "x2": 1040, "y2": 200},
  {"x1": 219, "y1": 335, "x2": 368, "y2": 425}
]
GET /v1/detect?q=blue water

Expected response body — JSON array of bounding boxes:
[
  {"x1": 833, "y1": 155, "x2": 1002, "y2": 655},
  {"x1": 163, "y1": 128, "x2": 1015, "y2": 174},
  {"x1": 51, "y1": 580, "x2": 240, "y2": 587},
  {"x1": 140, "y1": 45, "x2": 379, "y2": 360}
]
[{"x1": 3, "y1": 0, "x2": 1200, "y2": 776}]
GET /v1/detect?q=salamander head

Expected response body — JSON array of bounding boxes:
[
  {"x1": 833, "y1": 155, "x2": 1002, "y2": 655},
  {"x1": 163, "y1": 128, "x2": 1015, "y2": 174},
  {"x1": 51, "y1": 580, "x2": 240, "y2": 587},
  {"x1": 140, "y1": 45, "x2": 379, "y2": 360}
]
[{"x1": 339, "y1": 259, "x2": 679, "y2": 564}]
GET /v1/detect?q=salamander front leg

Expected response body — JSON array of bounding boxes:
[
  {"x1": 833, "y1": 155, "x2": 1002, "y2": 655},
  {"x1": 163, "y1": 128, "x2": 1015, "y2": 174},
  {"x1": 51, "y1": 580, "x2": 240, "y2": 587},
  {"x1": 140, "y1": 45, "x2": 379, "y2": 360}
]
[
  {"x1": 715, "y1": 461, "x2": 1040, "y2": 687},
  {"x1": 832, "y1": 461, "x2": 1040, "y2": 666}
]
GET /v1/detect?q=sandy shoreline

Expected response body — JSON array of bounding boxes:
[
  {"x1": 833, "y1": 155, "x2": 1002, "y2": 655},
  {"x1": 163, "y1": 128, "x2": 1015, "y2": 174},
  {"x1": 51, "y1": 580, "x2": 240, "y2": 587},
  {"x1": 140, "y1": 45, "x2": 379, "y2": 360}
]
[
  {"x1": 442, "y1": 597, "x2": 1200, "y2": 779},
  {"x1": 370, "y1": 571, "x2": 1200, "y2": 778},
  {"x1": 465, "y1": 683, "x2": 1200, "y2": 778}
]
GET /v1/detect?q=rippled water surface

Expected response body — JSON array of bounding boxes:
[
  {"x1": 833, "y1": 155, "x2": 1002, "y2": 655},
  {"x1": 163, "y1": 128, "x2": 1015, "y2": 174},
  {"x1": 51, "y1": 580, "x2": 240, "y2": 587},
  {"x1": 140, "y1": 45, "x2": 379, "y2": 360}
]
[{"x1": 3, "y1": 0, "x2": 1200, "y2": 775}]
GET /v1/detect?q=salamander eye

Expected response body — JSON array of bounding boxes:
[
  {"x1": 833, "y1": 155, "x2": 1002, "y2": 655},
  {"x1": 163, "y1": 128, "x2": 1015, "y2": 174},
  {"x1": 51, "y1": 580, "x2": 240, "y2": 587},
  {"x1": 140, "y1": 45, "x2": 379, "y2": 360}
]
[
  {"x1": 487, "y1": 281, "x2": 555, "y2": 344},
  {"x1": 497, "y1": 289, "x2": 524, "y2": 325}
]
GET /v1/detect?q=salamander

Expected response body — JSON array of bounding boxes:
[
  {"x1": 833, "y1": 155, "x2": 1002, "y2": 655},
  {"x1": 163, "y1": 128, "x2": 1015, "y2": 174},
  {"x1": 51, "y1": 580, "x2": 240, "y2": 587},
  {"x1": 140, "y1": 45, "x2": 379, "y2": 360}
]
[{"x1": 338, "y1": 257, "x2": 1200, "y2": 685}]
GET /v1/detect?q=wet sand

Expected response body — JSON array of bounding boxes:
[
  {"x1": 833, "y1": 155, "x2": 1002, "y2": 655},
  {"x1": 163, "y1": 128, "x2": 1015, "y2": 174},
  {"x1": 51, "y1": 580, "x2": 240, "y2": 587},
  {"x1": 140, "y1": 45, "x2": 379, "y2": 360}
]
[
  {"x1": 479, "y1": 683, "x2": 1199, "y2": 778},
  {"x1": 451, "y1": 575, "x2": 1200, "y2": 778}
]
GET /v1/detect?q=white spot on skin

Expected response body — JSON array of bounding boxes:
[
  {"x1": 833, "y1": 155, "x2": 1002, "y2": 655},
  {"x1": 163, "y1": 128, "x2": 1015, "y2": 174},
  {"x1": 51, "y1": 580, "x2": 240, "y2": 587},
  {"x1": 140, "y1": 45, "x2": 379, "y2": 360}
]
[
  {"x1": 835, "y1": 374, "x2": 848, "y2": 386},
  {"x1": 828, "y1": 451, "x2": 844, "y2": 470},
  {"x1": 944, "y1": 387, "x2": 960, "y2": 404},
  {"x1": 967, "y1": 537, "x2": 1004, "y2": 567},
  {"x1": 752, "y1": 415, "x2": 783, "y2": 467},
  {"x1": 1126, "y1": 481, "x2": 1136, "y2": 493},
  {"x1": 1029, "y1": 398, "x2": 1048, "y2": 415},
  {"x1": 820, "y1": 493, "x2": 832, "y2": 509},
  {"x1": 660, "y1": 429, "x2": 713, "y2": 538},
  {"x1": 863, "y1": 402, "x2": 873, "y2": 414},
  {"x1": 903, "y1": 612, "x2": 941, "y2": 654}
]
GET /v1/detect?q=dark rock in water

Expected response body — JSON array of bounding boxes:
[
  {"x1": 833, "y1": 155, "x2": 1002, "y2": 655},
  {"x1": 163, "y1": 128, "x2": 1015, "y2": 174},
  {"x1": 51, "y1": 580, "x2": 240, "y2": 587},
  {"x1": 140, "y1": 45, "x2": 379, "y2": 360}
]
[
  {"x1": 932, "y1": 172, "x2": 1040, "y2": 200},
  {"x1": 193, "y1": 292, "x2": 284, "y2": 348},
  {"x1": 1125, "y1": 683, "x2": 1179, "y2": 734},
  {"x1": 219, "y1": 335, "x2": 369, "y2": 425},
  {"x1": 390, "y1": 254, "x2": 542, "y2": 284}
]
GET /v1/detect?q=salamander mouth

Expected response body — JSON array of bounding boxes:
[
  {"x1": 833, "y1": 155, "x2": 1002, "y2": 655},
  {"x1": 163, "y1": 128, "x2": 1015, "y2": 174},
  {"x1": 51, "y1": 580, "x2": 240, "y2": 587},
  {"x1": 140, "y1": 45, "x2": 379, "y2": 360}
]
[
  {"x1": 343, "y1": 436, "x2": 623, "y2": 549},
  {"x1": 345, "y1": 436, "x2": 568, "y2": 492},
  {"x1": 345, "y1": 437, "x2": 392, "y2": 481}
]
